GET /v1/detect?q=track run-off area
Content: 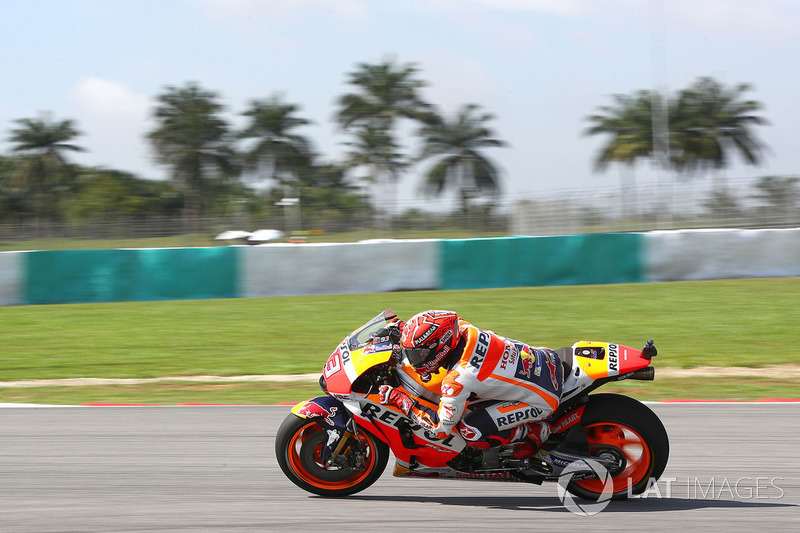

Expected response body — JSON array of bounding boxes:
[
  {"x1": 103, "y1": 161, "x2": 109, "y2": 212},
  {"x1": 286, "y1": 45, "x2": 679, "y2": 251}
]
[{"x1": 0, "y1": 403, "x2": 797, "y2": 532}]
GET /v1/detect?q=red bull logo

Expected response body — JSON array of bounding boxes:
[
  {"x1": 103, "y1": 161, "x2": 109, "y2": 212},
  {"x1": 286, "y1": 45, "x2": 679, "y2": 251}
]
[
  {"x1": 298, "y1": 402, "x2": 338, "y2": 426},
  {"x1": 518, "y1": 346, "x2": 536, "y2": 378}
]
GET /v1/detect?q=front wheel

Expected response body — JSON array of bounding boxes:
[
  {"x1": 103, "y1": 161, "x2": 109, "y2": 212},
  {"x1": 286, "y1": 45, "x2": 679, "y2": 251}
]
[
  {"x1": 275, "y1": 414, "x2": 390, "y2": 497},
  {"x1": 567, "y1": 393, "x2": 669, "y2": 501}
]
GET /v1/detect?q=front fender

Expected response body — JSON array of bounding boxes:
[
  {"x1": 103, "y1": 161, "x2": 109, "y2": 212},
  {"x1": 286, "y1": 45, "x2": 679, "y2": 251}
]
[
  {"x1": 292, "y1": 396, "x2": 351, "y2": 463},
  {"x1": 292, "y1": 396, "x2": 350, "y2": 428}
]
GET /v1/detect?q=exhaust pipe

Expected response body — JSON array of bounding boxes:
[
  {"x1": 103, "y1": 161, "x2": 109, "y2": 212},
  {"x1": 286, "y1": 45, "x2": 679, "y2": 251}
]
[{"x1": 629, "y1": 367, "x2": 655, "y2": 381}]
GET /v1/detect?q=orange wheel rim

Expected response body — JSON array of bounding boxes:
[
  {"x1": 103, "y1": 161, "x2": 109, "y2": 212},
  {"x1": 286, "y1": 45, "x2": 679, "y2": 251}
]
[
  {"x1": 575, "y1": 422, "x2": 653, "y2": 493},
  {"x1": 286, "y1": 422, "x2": 377, "y2": 490}
]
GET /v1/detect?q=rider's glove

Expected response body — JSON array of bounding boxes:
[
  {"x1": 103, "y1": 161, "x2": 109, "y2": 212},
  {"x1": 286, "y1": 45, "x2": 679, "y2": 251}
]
[
  {"x1": 378, "y1": 384, "x2": 414, "y2": 415},
  {"x1": 373, "y1": 320, "x2": 405, "y2": 344}
]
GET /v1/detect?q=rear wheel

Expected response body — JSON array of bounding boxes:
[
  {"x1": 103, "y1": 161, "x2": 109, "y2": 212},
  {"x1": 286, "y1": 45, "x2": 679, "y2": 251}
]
[
  {"x1": 567, "y1": 393, "x2": 669, "y2": 501},
  {"x1": 275, "y1": 414, "x2": 390, "y2": 497}
]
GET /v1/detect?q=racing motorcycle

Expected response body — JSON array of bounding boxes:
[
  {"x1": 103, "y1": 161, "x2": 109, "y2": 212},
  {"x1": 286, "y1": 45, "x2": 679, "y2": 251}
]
[{"x1": 275, "y1": 310, "x2": 669, "y2": 501}]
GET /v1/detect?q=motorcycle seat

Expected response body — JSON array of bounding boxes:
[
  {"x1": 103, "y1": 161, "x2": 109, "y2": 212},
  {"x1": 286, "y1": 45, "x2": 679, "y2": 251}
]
[{"x1": 555, "y1": 347, "x2": 574, "y2": 377}]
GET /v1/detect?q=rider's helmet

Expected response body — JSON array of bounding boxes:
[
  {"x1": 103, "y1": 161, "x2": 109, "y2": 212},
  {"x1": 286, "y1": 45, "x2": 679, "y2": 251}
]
[{"x1": 400, "y1": 310, "x2": 460, "y2": 376}]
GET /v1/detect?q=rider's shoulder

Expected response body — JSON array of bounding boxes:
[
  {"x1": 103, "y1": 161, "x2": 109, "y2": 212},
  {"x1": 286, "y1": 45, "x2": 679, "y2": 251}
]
[{"x1": 457, "y1": 318, "x2": 478, "y2": 334}]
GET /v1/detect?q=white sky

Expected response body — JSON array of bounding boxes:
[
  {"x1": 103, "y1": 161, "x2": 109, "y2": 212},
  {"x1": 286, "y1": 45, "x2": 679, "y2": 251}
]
[{"x1": 2, "y1": 0, "x2": 799, "y2": 211}]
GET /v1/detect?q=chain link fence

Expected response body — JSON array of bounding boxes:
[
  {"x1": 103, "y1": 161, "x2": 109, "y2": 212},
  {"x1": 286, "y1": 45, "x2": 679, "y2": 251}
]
[{"x1": 1, "y1": 177, "x2": 797, "y2": 249}]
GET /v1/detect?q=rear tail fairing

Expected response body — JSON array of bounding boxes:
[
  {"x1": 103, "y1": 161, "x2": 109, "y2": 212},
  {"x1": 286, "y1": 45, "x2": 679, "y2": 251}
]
[{"x1": 559, "y1": 341, "x2": 656, "y2": 403}]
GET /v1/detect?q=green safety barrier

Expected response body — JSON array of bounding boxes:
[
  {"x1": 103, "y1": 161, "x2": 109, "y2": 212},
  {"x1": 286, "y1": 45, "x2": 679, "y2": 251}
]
[
  {"x1": 24, "y1": 247, "x2": 238, "y2": 304},
  {"x1": 440, "y1": 234, "x2": 644, "y2": 290}
]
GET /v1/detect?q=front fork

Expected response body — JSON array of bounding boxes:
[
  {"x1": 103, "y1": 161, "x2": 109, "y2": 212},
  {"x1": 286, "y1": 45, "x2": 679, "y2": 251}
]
[{"x1": 325, "y1": 418, "x2": 368, "y2": 471}]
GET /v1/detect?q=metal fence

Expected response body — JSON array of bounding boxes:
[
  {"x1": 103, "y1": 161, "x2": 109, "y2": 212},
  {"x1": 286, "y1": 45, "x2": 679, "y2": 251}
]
[{"x1": 1, "y1": 177, "x2": 797, "y2": 249}]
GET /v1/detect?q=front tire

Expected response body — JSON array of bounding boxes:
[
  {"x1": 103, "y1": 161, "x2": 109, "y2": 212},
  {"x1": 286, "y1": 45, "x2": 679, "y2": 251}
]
[
  {"x1": 275, "y1": 414, "x2": 390, "y2": 497},
  {"x1": 567, "y1": 393, "x2": 669, "y2": 501}
]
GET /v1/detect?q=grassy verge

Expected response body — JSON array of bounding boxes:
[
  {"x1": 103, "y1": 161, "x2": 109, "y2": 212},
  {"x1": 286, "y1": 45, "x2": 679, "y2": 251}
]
[
  {"x1": 2, "y1": 376, "x2": 798, "y2": 406},
  {"x1": 1, "y1": 278, "x2": 798, "y2": 403},
  {"x1": 0, "y1": 381, "x2": 323, "y2": 406},
  {"x1": 2, "y1": 278, "x2": 798, "y2": 382}
]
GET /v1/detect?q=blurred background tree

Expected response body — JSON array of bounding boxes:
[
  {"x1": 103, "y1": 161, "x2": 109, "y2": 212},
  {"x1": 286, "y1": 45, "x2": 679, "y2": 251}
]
[
  {"x1": 7, "y1": 112, "x2": 84, "y2": 219},
  {"x1": 671, "y1": 77, "x2": 767, "y2": 191},
  {"x1": 336, "y1": 58, "x2": 434, "y2": 223},
  {"x1": 584, "y1": 90, "x2": 663, "y2": 217},
  {"x1": 239, "y1": 94, "x2": 314, "y2": 193},
  {"x1": 147, "y1": 82, "x2": 239, "y2": 218},
  {"x1": 417, "y1": 103, "x2": 507, "y2": 212},
  {"x1": 0, "y1": 65, "x2": 789, "y2": 243}
]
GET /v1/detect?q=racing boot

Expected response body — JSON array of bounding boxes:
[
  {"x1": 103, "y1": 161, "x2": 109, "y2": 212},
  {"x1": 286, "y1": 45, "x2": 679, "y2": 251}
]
[
  {"x1": 524, "y1": 420, "x2": 552, "y2": 449},
  {"x1": 512, "y1": 421, "x2": 552, "y2": 459}
]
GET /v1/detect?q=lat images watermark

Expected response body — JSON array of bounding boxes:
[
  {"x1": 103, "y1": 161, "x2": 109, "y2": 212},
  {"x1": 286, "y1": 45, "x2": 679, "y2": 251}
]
[
  {"x1": 631, "y1": 476, "x2": 786, "y2": 500},
  {"x1": 557, "y1": 466, "x2": 785, "y2": 516},
  {"x1": 556, "y1": 459, "x2": 614, "y2": 516}
]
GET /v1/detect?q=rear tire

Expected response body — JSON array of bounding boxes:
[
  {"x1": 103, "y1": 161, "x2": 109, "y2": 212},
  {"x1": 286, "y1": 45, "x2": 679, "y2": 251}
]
[
  {"x1": 275, "y1": 414, "x2": 390, "y2": 497},
  {"x1": 567, "y1": 393, "x2": 669, "y2": 501}
]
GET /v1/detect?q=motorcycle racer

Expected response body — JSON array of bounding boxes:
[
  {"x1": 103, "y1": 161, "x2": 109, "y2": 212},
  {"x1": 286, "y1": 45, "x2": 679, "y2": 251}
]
[{"x1": 378, "y1": 310, "x2": 563, "y2": 456}]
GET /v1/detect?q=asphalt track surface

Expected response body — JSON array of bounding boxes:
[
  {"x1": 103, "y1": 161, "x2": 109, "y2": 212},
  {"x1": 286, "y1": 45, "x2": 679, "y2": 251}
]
[{"x1": 0, "y1": 403, "x2": 797, "y2": 532}]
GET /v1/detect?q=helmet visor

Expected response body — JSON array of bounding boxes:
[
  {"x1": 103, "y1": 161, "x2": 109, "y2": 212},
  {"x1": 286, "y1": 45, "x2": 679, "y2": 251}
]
[{"x1": 403, "y1": 345, "x2": 433, "y2": 367}]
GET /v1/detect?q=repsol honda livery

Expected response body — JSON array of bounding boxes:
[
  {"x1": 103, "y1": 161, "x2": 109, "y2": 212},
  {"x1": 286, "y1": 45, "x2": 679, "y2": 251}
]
[{"x1": 275, "y1": 310, "x2": 669, "y2": 501}]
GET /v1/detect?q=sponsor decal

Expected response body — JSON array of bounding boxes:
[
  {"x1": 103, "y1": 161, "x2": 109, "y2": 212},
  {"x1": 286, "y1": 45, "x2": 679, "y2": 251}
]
[
  {"x1": 330, "y1": 392, "x2": 351, "y2": 401},
  {"x1": 469, "y1": 331, "x2": 491, "y2": 368},
  {"x1": 496, "y1": 405, "x2": 543, "y2": 427},
  {"x1": 544, "y1": 350, "x2": 559, "y2": 389},
  {"x1": 518, "y1": 346, "x2": 535, "y2": 378},
  {"x1": 359, "y1": 402, "x2": 458, "y2": 448},
  {"x1": 440, "y1": 404, "x2": 458, "y2": 421},
  {"x1": 499, "y1": 342, "x2": 518, "y2": 371},
  {"x1": 363, "y1": 342, "x2": 392, "y2": 355},
  {"x1": 550, "y1": 454, "x2": 573, "y2": 468},
  {"x1": 326, "y1": 429, "x2": 341, "y2": 448},
  {"x1": 414, "y1": 323, "x2": 440, "y2": 345},
  {"x1": 440, "y1": 329, "x2": 453, "y2": 344},
  {"x1": 340, "y1": 342, "x2": 352, "y2": 365},
  {"x1": 608, "y1": 343, "x2": 618, "y2": 373},
  {"x1": 456, "y1": 472, "x2": 516, "y2": 480},
  {"x1": 298, "y1": 402, "x2": 338, "y2": 426},
  {"x1": 552, "y1": 408, "x2": 583, "y2": 433},
  {"x1": 458, "y1": 422, "x2": 480, "y2": 441}
]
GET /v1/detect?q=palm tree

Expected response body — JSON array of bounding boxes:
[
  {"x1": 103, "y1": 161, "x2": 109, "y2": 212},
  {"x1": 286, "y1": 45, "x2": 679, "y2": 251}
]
[
  {"x1": 148, "y1": 82, "x2": 238, "y2": 217},
  {"x1": 672, "y1": 77, "x2": 767, "y2": 191},
  {"x1": 7, "y1": 112, "x2": 84, "y2": 218},
  {"x1": 417, "y1": 104, "x2": 507, "y2": 211},
  {"x1": 584, "y1": 91, "x2": 662, "y2": 216},
  {"x1": 239, "y1": 94, "x2": 314, "y2": 190},
  {"x1": 336, "y1": 59, "x2": 434, "y2": 130},
  {"x1": 336, "y1": 58, "x2": 434, "y2": 221},
  {"x1": 343, "y1": 123, "x2": 407, "y2": 210}
]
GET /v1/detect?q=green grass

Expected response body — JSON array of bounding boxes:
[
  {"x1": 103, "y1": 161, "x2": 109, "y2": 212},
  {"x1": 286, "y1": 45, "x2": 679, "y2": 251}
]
[
  {"x1": 0, "y1": 381, "x2": 322, "y2": 405},
  {"x1": 2, "y1": 377, "x2": 798, "y2": 405},
  {"x1": 1, "y1": 277, "x2": 799, "y2": 402}
]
